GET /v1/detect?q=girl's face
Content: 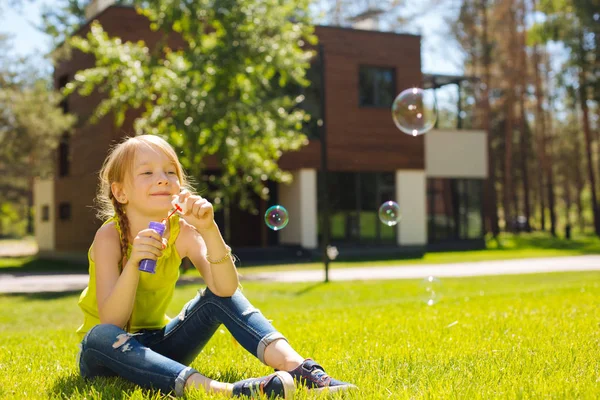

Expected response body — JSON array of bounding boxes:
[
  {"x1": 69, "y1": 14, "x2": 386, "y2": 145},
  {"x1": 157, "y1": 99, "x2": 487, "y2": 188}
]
[{"x1": 122, "y1": 145, "x2": 181, "y2": 216}]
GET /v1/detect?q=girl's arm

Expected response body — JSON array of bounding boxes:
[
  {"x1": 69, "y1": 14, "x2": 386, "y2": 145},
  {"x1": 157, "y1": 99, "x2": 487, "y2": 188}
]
[
  {"x1": 93, "y1": 223, "x2": 164, "y2": 328},
  {"x1": 179, "y1": 220, "x2": 239, "y2": 297}
]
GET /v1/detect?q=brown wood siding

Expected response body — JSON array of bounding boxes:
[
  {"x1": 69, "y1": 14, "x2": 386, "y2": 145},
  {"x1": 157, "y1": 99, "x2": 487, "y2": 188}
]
[{"x1": 281, "y1": 26, "x2": 424, "y2": 171}]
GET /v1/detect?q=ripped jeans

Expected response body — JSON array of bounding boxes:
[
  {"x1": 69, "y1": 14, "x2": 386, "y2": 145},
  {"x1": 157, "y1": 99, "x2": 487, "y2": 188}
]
[{"x1": 77, "y1": 287, "x2": 287, "y2": 397}]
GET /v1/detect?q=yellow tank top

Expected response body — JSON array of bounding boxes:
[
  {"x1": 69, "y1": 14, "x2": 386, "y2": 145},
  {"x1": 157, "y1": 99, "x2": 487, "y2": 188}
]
[{"x1": 76, "y1": 215, "x2": 182, "y2": 339}]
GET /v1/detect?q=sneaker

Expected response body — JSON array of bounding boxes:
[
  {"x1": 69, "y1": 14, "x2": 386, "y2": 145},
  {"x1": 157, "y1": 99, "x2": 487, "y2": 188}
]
[
  {"x1": 232, "y1": 371, "x2": 295, "y2": 399},
  {"x1": 287, "y1": 359, "x2": 357, "y2": 393}
]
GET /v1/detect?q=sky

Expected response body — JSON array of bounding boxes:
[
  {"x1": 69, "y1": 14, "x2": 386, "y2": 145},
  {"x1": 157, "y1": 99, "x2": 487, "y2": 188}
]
[{"x1": 1, "y1": 2, "x2": 51, "y2": 60}]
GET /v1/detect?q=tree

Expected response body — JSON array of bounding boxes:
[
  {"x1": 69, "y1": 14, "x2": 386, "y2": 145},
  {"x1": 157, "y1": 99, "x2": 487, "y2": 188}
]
[
  {"x1": 65, "y1": 0, "x2": 316, "y2": 213},
  {"x1": 0, "y1": 31, "x2": 75, "y2": 234},
  {"x1": 451, "y1": 0, "x2": 500, "y2": 236},
  {"x1": 39, "y1": 0, "x2": 87, "y2": 47},
  {"x1": 517, "y1": 0, "x2": 532, "y2": 231},
  {"x1": 501, "y1": 0, "x2": 516, "y2": 231},
  {"x1": 531, "y1": 0, "x2": 600, "y2": 235}
]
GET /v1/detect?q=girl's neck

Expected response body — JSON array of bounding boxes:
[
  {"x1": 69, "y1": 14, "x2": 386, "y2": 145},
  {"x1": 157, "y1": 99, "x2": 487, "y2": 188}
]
[{"x1": 123, "y1": 207, "x2": 171, "y2": 242}]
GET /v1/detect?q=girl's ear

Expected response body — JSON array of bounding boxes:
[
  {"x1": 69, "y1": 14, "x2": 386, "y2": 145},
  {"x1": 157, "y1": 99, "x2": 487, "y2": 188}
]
[{"x1": 111, "y1": 182, "x2": 128, "y2": 205}]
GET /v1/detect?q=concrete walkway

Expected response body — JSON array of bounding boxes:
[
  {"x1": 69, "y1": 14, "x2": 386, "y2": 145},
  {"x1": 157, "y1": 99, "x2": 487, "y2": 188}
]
[{"x1": 1, "y1": 255, "x2": 599, "y2": 294}]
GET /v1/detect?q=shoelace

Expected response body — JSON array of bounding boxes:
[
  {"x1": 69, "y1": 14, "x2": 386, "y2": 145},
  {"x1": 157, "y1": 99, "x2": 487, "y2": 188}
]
[
  {"x1": 244, "y1": 379, "x2": 265, "y2": 396},
  {"x1": 309, "y1": 367, "x2": 330, "y2": 384}
]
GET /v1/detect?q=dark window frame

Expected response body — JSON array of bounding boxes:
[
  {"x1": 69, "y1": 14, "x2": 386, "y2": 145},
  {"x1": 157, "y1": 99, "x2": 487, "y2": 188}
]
[
  {"x1": 58, "y1": 202, "x2": 71, "y2": 221},
  {"x1": 358, "y1": 65, "x2": 396, "y2": 108},
  {"x1": 58, "y1": 133, "x2": 71, "y2": 177},
  {"x1": 57, "y1": 74, "x2": 69, "y2": 114},
  {"x1": 41, "y1": 205, "x2": 50, "y2": 222},
  {"x1": 318, "y1": 171, "x2": 397, "y2": 245},
  {"x1": 427, "y1": 178, "x2": 484, "y2": 243}
]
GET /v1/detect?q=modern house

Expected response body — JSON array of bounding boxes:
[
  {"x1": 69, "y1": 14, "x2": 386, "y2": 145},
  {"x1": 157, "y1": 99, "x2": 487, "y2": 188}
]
[{"x1": 34, "y1": 1, "x2": 488, "y2": 263}]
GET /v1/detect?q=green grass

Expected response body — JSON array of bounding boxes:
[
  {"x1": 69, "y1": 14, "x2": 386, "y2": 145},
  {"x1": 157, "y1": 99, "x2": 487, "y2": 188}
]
[{"x1": 1, "y1": 271, "x2": 599, "y2": 399}]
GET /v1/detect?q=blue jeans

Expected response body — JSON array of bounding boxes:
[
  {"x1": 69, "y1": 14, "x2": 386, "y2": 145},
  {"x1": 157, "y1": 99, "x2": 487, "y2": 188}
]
[{"x1": 77, "y1": 287, "x2": 287, "y2": 397}]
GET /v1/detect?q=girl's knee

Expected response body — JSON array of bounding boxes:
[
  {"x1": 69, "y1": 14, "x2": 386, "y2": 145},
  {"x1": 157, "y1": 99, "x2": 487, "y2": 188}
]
[{"x1": 84, "y1": 323, "x2": 127, "y2": 349}]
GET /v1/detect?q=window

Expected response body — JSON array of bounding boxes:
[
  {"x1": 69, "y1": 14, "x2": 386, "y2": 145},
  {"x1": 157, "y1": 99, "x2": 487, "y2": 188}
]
[
  {"x1": 284, "y1": 60, "x2": 322, "y2": 140},
  {"x1": 57, "y1": 75, "x2": 69, "y2": 114},
  {"x1": 58, "y1": 202, "x2": 71, "y2": 220},
  {"x1": 41, "y1": 205, "x2": 50, "y2": 222},
  {"x1": 318, "y1": 172, "x2": 396, "y2": 244},
  {"x1": 427, "y1": 178, "x2": 483, "y2": 242},
  {"x1": 299, "y1": 62, "x2": 323, "y2": 139},
  {"x1": 359, "y1": 66, "x2": 395, "y2": 107},
  {"x1": 58, "y1": 133, "x2": 70, "y2": 177}
]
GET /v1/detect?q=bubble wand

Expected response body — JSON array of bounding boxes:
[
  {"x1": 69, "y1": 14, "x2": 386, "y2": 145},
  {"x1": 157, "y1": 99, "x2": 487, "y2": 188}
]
[{"x1": 162, "y1": 203, "x2": 183, "y2": 224}]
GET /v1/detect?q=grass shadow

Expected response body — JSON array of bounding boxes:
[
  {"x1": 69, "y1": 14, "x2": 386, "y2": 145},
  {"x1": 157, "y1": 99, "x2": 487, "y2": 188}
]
[
  {"x1": 293, "y1": 282, "x2": 326, "y2": 296},
  {"x1": 50, "y1": 374, "x2": 131, "y2": 400},
  {"x1": 490, "y1": 232, "x2": 600, "y2": 254},
  {"x1": 2, "y1": 290, "x2": 82, "y2": 300},
  {"x1": 50, "y1": 369, "x2": 249, "y2": 399},
  {"x1": 0, "y1": 256, "x2": 87, "y2": 275}
]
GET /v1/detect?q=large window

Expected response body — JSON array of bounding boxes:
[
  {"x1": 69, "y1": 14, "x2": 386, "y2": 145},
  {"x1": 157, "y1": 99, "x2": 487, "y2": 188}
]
[
  {"x1": 58, "y1": 202, "x2": 71, "y2": 221},
  {"x1": 58, "y1": 133, "x2": 71, "y2": 177},
  {"x1": 298, "y1": 61, "x2": 322, "y2": 139},
  {"x1": 427, "y1": 178, "x2": 484, "y2": 242},
  {"x1": 359, "y1": 66, "x2": 395, "y2": 107},
  {"x1": 57, "y1": 75, "x2": 71, "y2": 177},
  {"x1": 318, "y1": 172, "x2": 396, "y2": 244},
  {"x1": 57, "y1": 74, "x2": 69, "y2": 114},
  {"x1": 279, "y1": 60, "x2": 322, "y2": 140}
]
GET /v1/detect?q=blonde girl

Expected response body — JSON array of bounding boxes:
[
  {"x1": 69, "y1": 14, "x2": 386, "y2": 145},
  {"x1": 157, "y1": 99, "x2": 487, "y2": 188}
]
[{"x1": 76, "y1": 135, "x2": 355, "y2": 398}]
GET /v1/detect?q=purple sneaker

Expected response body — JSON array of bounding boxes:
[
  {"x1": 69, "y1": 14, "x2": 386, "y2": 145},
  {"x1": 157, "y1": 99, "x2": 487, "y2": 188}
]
[
  {"x1": 287, "y1": 359, "x2": 357, "y2": 393},
  {"x1": 232, "y1": 371, "x2": 295, "y2": 399}
]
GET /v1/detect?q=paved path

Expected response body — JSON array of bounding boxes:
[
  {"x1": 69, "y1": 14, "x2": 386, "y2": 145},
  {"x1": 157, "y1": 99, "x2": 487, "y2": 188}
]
[
  {"x1": 1, "y1": 255, "x2": 600, "y2": 294},
  {"x1": 0, "y1": 239, "x2": 37, "y2": 258}
]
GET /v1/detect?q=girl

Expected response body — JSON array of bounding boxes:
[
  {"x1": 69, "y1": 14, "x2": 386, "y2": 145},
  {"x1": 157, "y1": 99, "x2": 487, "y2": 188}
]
[{"x1": 76, "y1": 135, "x2": 355, "y2": 398}]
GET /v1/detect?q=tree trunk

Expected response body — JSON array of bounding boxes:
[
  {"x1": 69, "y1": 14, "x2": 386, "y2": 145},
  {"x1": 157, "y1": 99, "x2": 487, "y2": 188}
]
[
  {"x1": 531, "y1": 2, "x2": 548, "y2": 232},
  {"x1": 504, "y1": 97, "x2": 514, "y2": 232},
  {"x1": 502, "y1": 0, "x2": 517, "y2": 233},
  {"x1": 481, "y1": 0, "x2": 500, "y2": 237},
  {"x1": 564, "y1": 175, "x2": 571, "y2": 232},
  {"x1": 537, "y1": 163, "x2": 546, "y2": 230},
  {"x1": 543, "y1": 52, "x2": 557, "y2": 236},
  {"x1": 573, "y1": 109, "x2": 586, "y2": 233},
  {"x1": 579, "y1": 63, "x2": 600, "y2": 235},
  {"x1": 518, "y1": 0, "x2": 531, "y2": 232}
]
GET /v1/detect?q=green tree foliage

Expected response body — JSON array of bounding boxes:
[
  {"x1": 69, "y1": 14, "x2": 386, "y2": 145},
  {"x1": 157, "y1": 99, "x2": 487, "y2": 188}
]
[
  {"x1": 39, "y1": 0, "x2": 87, "y2": 47},
  {"x1": 0, "y1": 5, "x2": 76, "y2": 234},
  {"x1": 529, "y1": 0, "x2": 598, "y2": 109},
  {"x1": 65, "y1": 0, "x2": 317, "y2": 211}
]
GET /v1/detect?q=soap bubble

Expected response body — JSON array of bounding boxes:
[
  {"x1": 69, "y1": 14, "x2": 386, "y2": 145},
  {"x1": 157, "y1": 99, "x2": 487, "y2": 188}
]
[
  {"x1": 265, "y1": 205, "x2": 289, "y2": 230},
  {"x1": 391, "y1": 87, "x2": 437, "y2": 136},
  {"x1": 378, "y1": 201, "x2": 401, "y2": 226}
]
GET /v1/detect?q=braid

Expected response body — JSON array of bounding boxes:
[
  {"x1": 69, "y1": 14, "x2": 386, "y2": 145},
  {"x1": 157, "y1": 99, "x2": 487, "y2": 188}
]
[
  {"x1": 110, "y1": 193, "x2": 132, "y2": 332},
  {"x1": 110, "y1": 194, "x2": 130, "y2": 268}
]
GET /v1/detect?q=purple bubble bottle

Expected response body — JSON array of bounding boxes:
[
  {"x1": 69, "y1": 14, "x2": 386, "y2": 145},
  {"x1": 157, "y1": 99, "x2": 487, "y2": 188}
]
[{"x1": 138, "y1": 221, "x2": 166, "y2": 274}]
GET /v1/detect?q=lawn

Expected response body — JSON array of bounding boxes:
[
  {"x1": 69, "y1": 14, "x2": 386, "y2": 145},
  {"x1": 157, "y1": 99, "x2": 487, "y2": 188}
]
[{"x1": 1, "y1": 271, "x2": 599, "y2": 399}]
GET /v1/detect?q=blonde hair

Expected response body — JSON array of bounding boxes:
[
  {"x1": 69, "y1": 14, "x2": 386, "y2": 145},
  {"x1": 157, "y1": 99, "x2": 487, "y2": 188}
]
[{"x1": 96, "y1": 135, "x2": 190, "y2": 262}]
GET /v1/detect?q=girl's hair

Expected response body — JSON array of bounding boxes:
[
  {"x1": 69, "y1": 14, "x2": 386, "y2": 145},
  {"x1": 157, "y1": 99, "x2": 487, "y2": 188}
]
[{"x1": 96, "y1": 135, "x2": 190, "y2": 263}]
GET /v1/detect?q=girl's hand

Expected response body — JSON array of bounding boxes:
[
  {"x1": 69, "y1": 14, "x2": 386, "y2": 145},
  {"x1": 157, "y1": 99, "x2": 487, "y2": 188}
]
[
  {"x1": 174, "y1": 190, "x2": 215, "y2": 232},
  {"x1": 128, "y1": 228, "x2": 167, "y2": 266}
]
